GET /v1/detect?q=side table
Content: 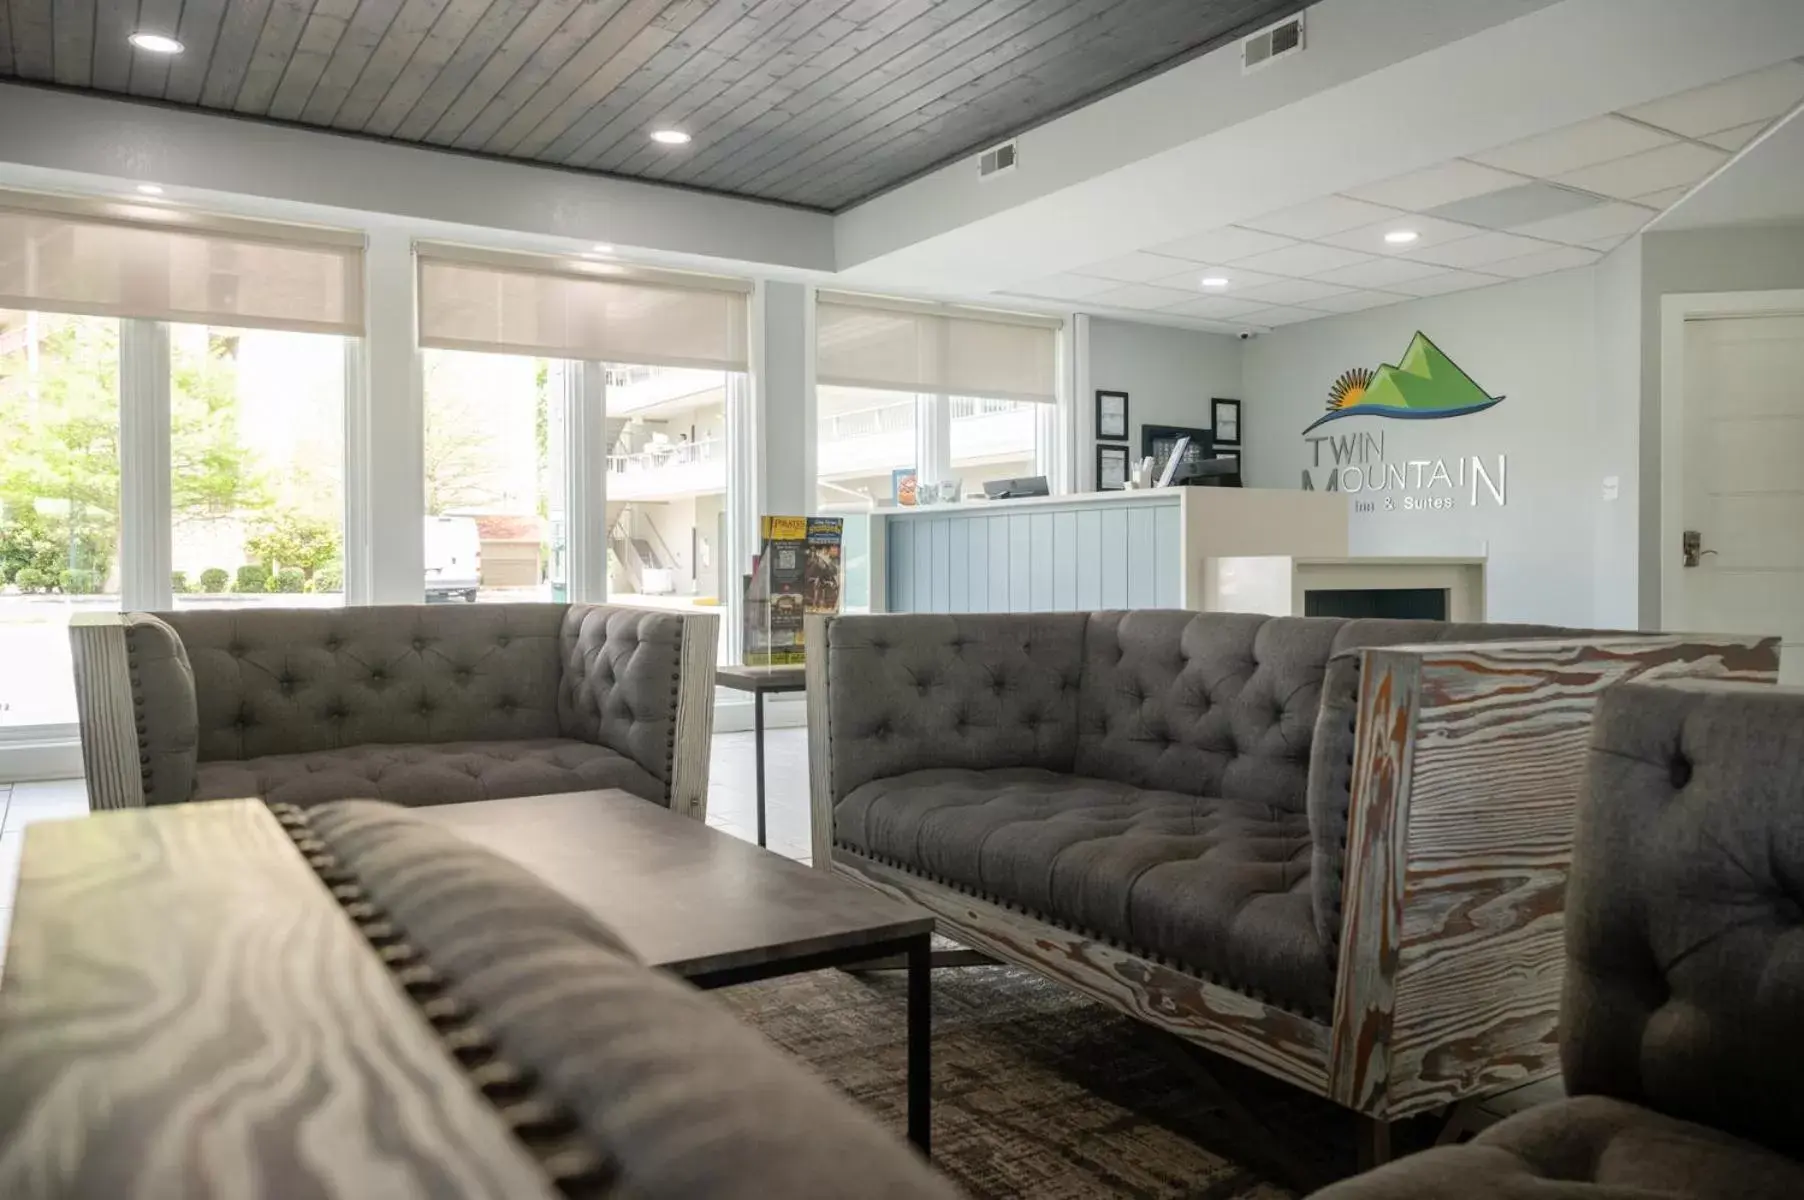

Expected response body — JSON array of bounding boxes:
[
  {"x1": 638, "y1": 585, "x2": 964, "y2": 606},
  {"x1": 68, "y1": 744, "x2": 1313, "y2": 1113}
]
[{"x1": 714, "y1": 664, "x2": 807, "y2": 847}]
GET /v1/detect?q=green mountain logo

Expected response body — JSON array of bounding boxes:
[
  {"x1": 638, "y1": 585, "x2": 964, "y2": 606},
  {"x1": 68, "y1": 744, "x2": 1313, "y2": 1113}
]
[{"x1": 1304, "y1": 332, "x2": 1503, "y2": 433}]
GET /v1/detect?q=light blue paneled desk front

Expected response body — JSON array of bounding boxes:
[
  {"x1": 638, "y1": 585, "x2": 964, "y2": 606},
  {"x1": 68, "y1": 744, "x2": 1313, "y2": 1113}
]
[{"x1": 841, "y1": 488, "x2": 1348, "y2": 615}]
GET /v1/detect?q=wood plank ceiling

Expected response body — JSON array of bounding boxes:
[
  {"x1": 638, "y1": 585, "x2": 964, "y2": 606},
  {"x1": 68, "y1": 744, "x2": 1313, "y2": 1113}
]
[{"x1": 0, "y1": 0, "x2": 1307, "y2": 211}]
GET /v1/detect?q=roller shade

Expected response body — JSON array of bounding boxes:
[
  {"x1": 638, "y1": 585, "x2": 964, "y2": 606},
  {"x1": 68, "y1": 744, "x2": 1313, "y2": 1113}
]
[
  {"x1": 816, "y1": 291, "x2": 1060, "y2": 403},
  {"x1": 417, "y1": 245, "x2": 750, "y2": 371},
  {"x1": 0, "y1": 190, "x2": 363, "y2": 335}
]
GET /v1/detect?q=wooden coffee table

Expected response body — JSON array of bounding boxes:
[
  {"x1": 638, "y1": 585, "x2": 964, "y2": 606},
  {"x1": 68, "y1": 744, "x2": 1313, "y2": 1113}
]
[{"x1": 415, "y1": 790, "x2": 936, "y2": 1154}]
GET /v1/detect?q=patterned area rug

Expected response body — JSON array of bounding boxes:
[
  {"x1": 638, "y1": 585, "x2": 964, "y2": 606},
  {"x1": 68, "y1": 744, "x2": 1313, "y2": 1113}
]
[{"x1": 713, "y1": 960, "x2": 1360, "y2": 1199}]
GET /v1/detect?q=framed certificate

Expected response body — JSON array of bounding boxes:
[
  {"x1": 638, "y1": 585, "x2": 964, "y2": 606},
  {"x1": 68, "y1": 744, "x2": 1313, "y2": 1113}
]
[
  {"x1": 1095, "y1": 390, "x2": 1129, "y2": 441},
  {"x1": 1211, "y1": 397, "x2": 1241, "y2": 445},
  {"x1": 1096, "y1": 443, "x2": 1129, "y2": 490}
]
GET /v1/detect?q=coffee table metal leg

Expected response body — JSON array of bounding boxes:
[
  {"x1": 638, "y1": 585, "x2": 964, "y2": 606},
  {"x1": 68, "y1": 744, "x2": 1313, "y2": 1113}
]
[
  {"x1": 907, "y1": 935, "x2": 931, "y2": 1157},
  {"x1": 754, "y1": 691, "x2": 767, "y2": 847}
]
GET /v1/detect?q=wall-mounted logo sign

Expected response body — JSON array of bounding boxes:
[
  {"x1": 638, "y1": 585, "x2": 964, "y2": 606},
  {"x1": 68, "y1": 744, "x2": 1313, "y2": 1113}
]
[
  {"x1": 1300, "y1": 332, "x2": 1507, "y2": 512},
  {"x1": 1303, "y1": 332, "x2": 1503, "y2": 434}
]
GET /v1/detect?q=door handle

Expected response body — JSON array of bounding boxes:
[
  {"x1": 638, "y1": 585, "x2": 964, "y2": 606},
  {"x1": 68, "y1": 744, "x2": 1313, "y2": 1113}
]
[{"x1": 1682, "y1": 529, "x2": 1718, "y2": 568}]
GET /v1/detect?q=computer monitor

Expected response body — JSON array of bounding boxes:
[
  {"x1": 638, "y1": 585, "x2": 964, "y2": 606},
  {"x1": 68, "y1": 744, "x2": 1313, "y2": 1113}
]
[{"x1": 983, "y1": 475, "x2": 1050, "y2": 499}]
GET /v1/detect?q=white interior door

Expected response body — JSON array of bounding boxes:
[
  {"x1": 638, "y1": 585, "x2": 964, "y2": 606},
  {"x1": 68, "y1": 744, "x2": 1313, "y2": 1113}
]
[{"x1": 1678, "y1": 314, "x2": 1804, "y2": 684}]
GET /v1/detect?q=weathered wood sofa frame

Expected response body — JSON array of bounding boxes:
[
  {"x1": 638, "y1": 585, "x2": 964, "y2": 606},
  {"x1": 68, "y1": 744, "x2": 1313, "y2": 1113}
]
[{"x1": 805, "y1": 610, "x2": 1776, "y2": 1145}]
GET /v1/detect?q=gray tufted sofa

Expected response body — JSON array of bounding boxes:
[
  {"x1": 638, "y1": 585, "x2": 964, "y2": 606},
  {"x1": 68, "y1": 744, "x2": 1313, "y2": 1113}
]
[
  {"x1": 804, "y1": 610, "x2": 1778, "y2": 1155},
  {"x1": 1310, "y1": 679, "x2": 1804, "y2": 1199},
  {"x1": 68, "y1": 603, "x2": 718, "y2": 818}
]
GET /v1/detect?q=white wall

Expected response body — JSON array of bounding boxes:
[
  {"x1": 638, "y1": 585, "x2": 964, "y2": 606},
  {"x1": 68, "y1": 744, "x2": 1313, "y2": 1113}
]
[
  {"x1": 1242, "y1": 271, "x2": 1604, "y2": 626},
  {"x1": 1086, "y1": 319, "x2": 1243, "y2": 484}
]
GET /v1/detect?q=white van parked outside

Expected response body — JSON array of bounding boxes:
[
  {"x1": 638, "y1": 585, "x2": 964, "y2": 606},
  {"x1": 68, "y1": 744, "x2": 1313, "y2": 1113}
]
[{"x1": 425, "y1": 515, "x2": 482, "y2": 602}]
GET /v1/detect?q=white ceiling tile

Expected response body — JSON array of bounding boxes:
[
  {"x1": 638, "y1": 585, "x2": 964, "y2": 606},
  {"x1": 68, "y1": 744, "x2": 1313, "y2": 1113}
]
[
  {"x1": 1088, "y1": 284, "x2": 1198, "y2": 311},
  {"x1": 1298, "y1": 290, "x2": 1411, "y2": 315},
  {"x1": 1386, "y1": 270, "x2": 1505, "y2": 298},
  {"x1": 1632, "y1": 185, "x2": 1692, "y2": 211},
  {"x1": 1238, "y1": 195, "x2": 1404, "y2": 240},
  {"x1": 1071, "y1": 252, "x2": 1194, "y2": 283},
  {"x1": 1622, "y1": 61, "x2": 1804, "y2": 138},
  {"x1": 1236, "y1": 278, "x2": 1355, "y2": 305},
  {"x1": 1483, "y1": 245, "x2": 1602, "y2": 278},
  {"x1": 1470, "y1": 115, "x2": 1674, "y2": 178},
  {"x1": 1585, "y1": 234, "x2": 1631, "y2": 252},
  {"x1": 1145, "y1": 226, "x2": 1298, "y2": 263},
  {"x1": 1511, "y1": 201, "x2": 1656, "y2": 245},
  {"x1": 1703, "y1": 120, "x2": 1771, "y2": 152},
  {"x1": 1555, "y1": 141, "x2": 1729, "y2": 200},
  {"x1": 1312, "y1": 256, "x2": 1451, "y2": 288},
  {"x1": 1342, "y1": 160, "x2": 1526, "y2": 210},
  {"x1": 1411, "y1": 231, "x2": 1561, "y2": 268},
  {"x1": 1161, "y1": 295, "x2": 1278, "y2": 320},
  {"x1": 1233, "y1": 242, "x2": 1376, "y2": 278},
  {"x1": 1317, "y1": 214, "x2": 1484, "y2": 254},
  {"x1": 1004, "y1": 273, "x2": 1119, "y2": 301},
  {"x1": 1148, "y1": 265, "x2": 1287, "y2": 292},
  {"x1": 1244, "y1": 306, "x2": 1326, "y2": 327}
]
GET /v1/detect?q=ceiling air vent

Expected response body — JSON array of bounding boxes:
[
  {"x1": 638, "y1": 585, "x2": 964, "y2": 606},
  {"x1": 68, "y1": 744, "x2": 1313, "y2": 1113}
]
[
  {"x1": 1243, "y1": 13, "x2": 1305, "y2": 72},
  {"x1": 979, "y1": 140, "x2": 1018, "y2": 179}
]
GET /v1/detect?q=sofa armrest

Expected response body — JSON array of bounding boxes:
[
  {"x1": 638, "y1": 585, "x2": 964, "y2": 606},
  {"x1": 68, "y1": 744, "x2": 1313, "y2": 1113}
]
[
  {"x1": 1325, "y1": 633, "x2": 1779, "y2": 1121},
  {"x1": 69, "y1": 613, "x2": 198, "y2": 810},
  {"x1": 557, "y1": 604, "x2": 719, "y2": 820}
]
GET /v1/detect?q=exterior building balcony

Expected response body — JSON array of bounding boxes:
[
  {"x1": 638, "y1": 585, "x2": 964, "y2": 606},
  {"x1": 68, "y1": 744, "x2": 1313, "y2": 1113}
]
[{"x1": 606, "y1": 436, "x2": 727, "y2": 500}]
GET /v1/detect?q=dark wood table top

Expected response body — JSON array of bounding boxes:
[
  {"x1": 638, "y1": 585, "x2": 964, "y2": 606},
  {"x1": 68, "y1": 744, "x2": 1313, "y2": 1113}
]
[
  {"x1": 414, "y1": 791, "x2": 930, "y2": 980},
  {"x1": 715, "y1": 663, "x2": 808, "y2": 692}
]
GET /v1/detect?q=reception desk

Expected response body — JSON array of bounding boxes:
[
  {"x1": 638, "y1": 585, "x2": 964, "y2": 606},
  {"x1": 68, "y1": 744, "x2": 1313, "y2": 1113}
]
[{"x1": 861, "y1": 488, "x2": 1348, "y2": 614}]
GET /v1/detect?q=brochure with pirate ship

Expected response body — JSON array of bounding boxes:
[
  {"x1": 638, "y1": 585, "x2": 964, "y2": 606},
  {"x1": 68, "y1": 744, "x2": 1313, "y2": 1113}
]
[{"x1": 743, "y1": 515, "x2": 844, "y2": 665}]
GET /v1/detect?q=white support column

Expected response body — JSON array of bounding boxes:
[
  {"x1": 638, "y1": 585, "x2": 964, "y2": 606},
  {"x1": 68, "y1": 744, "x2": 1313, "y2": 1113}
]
[
  {"x1": 565, "y1": 360, "x2": 608, "y2": 603},
  {"x1": 119, "y1": 319, "x2": 171, "y2": 612},
  {"x1": 756, "y1": 279, "x2": 812, "y2": 518},
  {"x1": 1072, "y1": 313, "x2": 1094, "y2": 493},
  {"x1": 918, "y1": 393, "x2": 951, "y2": 490},
  {"x1": 355, "y1": 226, "x2": 423, "y2": 605}
]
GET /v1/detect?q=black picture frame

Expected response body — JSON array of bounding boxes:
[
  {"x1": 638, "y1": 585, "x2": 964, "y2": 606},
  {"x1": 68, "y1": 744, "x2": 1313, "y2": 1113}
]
[
  {"x1": 1141, "y1": 423, "x2": 1213, "y2": 485},
  {"x1": 1211, "y1": 397, "x2": 1242, "y2": 445},
  {"x1": 1096, "y1": 443, "x2": 1130, "y2": 490},
  {"x1": 1095, "y1": 390, "x2": 1129, "y2": 441}
]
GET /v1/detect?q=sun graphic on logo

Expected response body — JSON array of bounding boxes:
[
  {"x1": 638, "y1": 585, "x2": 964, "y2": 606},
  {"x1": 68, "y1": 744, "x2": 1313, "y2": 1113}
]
[{"x1": 1328, "y1": 367, "x2": 1374, "y2": 411}]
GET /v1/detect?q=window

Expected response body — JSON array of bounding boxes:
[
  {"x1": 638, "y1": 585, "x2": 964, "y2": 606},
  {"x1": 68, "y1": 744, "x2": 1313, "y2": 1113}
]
[
  {"x1": 816, "y1": 385, "x2": 918, "y2": 507},
  {"x1": 0, "y1": 311, "x2": 120, "y2": 729},
  {"x1": 814, "y1": 293, "x2": 1060, "y2": 506},
  {"x1": 605, "y1": 365, "x2": 731, "y2": 612},
  {"x1": 421, "y1": 348, "x2": 562, "y2": 603},
  {"x1": 415, "y1": 245, "x2": 750, "y2": 632},
  {"x1": 170, "y1": 325, "x2": 347, "y2": 608}
]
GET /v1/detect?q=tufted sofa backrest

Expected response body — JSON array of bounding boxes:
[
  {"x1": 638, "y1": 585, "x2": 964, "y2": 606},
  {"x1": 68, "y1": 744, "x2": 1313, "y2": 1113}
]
[
  {"x1": 1073, "y1": 611, "x2": 1339, "y2": 811},
  {"x1": 555, "y1": 604, "x2": 689, "y2": 791},
  {"x1": 163, "y1": 604, "x2": 569, "y2": 762},
  {"x1": 826, "y1": 613, "x2": 1088, "y2": 798},
  {"x1": 1562, "y1": 679, "x2": 1804, "y2": 1161}
]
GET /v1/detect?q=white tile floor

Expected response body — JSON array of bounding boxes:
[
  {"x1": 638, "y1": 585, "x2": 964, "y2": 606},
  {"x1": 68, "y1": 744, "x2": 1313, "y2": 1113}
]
[{"x1": 0, "y1": 729, "x2": 816, "y2": 930}]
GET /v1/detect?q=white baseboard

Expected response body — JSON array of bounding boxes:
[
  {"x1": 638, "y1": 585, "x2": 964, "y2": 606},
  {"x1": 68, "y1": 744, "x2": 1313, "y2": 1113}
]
[{"x1": 0, "y1": 736, "x2": 84, "y2": 783}]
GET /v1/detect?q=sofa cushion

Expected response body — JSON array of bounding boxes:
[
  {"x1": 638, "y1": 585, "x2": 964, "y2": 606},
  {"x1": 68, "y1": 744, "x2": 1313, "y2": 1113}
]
[
  {"x1": 1074, "y1": 611, "x2": 1340, "y2": 813},
  {"x1": 555, "y1": 604, "x2": 691, "y2": 790},
  {"x1": 1564, "y1": 680, "x2": 1804, "y2": 1161},
  {"x1": 307, "y1": 801, "x2": 963, "y2": 1200},
  {"x1": 835, "y1": 767, "x2": 1326, "y2": 1013},
  {"x1": 160, "y1": 604, "x2": 567, "y2": 761},
  {"x1": 1308, "y1": 1095, "x2": 1804, "y2": 1199},
  {"x1": 826, "y1": 614, "x2": 1089, "y2": 798},
  {"x1": 192, "y1": 738, "x2": 663, "y2": 807}
]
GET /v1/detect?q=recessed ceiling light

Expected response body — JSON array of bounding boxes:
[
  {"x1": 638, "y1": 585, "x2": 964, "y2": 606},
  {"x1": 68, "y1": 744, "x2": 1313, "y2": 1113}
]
[
  {"x1": 136, "y1": 184, "x2": 164, "y2": 196},
  {"x1": 1383, "y1": 229, "x2": 1420, "y2": 245},
  {"x1": 1200, "y1": 276, "x2": 1229, "y2": 289},
  {"x1": 650, "y1": 130, "x2": 691, "y2": 146},
  {"x1": 128, "y1": 32, "x2": 184, "y2": 54}
]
